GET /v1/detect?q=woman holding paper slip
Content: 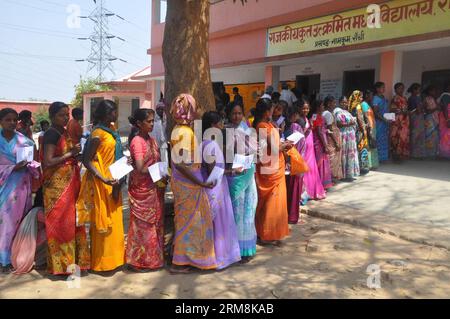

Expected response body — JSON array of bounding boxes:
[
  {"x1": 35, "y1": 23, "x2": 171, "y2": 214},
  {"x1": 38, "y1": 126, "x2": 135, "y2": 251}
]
[
  {"x1": 202, "y1": 111, "x2": 241, "y2": 269},
  {"x1": 0, "y1": 108, "x2": 39, "y2": 273},
  {"x1": 169, "y1": 94, "x2": 217, "y2": 273},
  {"x1": 126, "y1": 109, "x2": 165, "y2": 271},
  {"x1": 41, "y1": 102, "x2": 90, "y2": 275},
  {"x1": 77, "y1": 100, "x2": 125, "y2": 273},
  {"x1": 254, "y1": 98, "x2": 291, "y2": 244},
  {"x1": 226, "y1": 103, "x2": 258, "y2": 262}
]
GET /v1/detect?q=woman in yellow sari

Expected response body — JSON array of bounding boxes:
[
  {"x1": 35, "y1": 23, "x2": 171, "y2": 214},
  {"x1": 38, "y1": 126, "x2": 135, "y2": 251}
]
[
  {"x1": 169, "y1": 94, "x2": 217, "y2": 273},
  {"x1": 77, "y1": 100, "x2": 125, "y2": 273}
]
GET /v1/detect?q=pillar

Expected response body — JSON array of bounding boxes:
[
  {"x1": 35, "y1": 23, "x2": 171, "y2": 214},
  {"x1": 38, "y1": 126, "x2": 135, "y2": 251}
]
[
  {"x1": 82, "y1": 95, "x2": 91, "y2": 131},
  {"x1": 265, "y1": 65, "x2": 280, "y2": 92},
  {"x1": 379, "y1": 50, "x2": 403, "y2": 100}
]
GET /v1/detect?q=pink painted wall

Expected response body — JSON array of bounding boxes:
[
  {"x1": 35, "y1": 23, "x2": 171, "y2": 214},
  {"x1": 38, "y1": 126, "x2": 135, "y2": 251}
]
[
  {"x1": 0, "y1": 101, "x2": 51, "y2": 117},
  {"x1": 149, "y1": 0, "x2": 386, "y2": 74}
]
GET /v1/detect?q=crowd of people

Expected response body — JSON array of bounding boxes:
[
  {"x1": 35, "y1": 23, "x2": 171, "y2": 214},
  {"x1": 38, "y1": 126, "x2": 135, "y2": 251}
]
[{"x1": 0, "y1": 79, "x2": 449, "y2": 276}]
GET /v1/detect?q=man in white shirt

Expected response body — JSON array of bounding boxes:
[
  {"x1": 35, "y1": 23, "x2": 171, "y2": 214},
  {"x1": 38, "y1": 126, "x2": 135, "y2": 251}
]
[
  {"x1": 280, "y1": 82, "x2": 298, "y2": 108},
  {"x1": 150, "y1": 101, "x2": 168, "y2": 163},
  {"x1": 261, "y1": 85, "x2": 274, "y2": 100}
]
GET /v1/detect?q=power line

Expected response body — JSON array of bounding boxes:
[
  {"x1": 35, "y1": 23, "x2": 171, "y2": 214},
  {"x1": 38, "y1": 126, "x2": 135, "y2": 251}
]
[
  {"x1": 0, "y1": 51, "x2": 78, "y2": 61},
  {"x1": 0, "y1": 22, "x2": 85, "y2": 36},
  {"x1": 0, "y1": 25, "x2": 81, "y2": 40},
  {"x1": 0, "y1": 0, "x2": 67, "y2": 15}
]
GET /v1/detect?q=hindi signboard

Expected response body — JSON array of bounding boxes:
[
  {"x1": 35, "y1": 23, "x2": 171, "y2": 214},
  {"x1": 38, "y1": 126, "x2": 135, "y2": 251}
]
[{"x1": 267, "y1": 0, "x2": 450, "y2": 57}]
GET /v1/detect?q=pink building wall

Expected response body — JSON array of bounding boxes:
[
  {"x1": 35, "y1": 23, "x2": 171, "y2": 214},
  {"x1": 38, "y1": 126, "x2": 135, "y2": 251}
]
[{"x1": 149, "y1": 0, "x2": 385, "y2": 75}]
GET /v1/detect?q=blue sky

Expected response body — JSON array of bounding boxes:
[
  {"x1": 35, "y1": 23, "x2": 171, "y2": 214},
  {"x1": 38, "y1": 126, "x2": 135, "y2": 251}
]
[{"x1": 0, "y1": 0, "x2": 151, "y2": 102}]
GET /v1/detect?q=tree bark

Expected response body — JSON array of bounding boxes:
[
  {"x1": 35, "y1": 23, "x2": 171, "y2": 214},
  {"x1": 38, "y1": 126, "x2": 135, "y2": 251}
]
[{"x1": 162, "y1": 0, "x2": 216, "y2": 132}]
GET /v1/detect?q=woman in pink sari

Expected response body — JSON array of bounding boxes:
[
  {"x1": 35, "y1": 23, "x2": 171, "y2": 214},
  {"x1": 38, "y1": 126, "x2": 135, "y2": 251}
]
[
  {"x1": 297, "y1": 101, "x2": 326, "y2": 201},
  {"x1": 311, "y1": 99, "x2": 332, "y2": 189},
  {"x1": 127, "y1": 108, "x2": 165, "y2": 271},
  {"x1": 0, "y1": 108, "x2": 39, "y2": 273},
  {"x1": 438, "y1": 84, "x2": 450, "y2": 159}
]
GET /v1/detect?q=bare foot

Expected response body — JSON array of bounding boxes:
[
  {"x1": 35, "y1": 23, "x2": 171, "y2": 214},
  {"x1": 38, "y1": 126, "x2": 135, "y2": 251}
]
[{"x1": 169, "y1": 265, "x2": 192, "y2": 274}]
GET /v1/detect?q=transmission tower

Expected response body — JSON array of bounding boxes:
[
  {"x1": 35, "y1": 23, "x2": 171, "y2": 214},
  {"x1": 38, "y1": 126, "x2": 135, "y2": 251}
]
[{"x1": 76, "y1": 0, "x2": 126, "y2": 81}]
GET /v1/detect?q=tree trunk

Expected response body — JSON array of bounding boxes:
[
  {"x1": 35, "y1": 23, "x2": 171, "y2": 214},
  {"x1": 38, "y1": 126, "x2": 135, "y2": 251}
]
[{"x1": 162, "y1": 0, "x2": 216, "y2": 132}]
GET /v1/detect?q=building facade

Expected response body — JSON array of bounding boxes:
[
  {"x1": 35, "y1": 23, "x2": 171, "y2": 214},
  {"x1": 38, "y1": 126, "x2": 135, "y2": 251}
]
[{"x1": 147, "y1": 0, "x2": 450, "y2": 114}]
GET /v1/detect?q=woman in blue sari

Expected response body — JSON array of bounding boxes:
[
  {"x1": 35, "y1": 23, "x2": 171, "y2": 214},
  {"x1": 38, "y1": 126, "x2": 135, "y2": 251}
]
[
  {"x1": 372, "y1": 82, "x2": 390, "y2": 162},
  {"x1": 225, "y1": 103, "x2": 258, "y2": 263},
  {"x1": 0, "y1": 108, "x2": 39, "y2": 273}
]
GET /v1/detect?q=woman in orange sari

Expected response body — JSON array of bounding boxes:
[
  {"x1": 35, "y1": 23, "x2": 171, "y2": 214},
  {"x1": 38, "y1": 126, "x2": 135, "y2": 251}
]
[
  {"x1": 77, "y1": 100, "x2": 125, "y2": 273},
  {"x1": 42, "y1": 102, "x2": 90, "y2": 275},
  {"x1": 254, "y1": 98, "x2": 292, "y2": 245},
  {"x1": 126, "y1": 108, "x2": 165, "y2": 271}
]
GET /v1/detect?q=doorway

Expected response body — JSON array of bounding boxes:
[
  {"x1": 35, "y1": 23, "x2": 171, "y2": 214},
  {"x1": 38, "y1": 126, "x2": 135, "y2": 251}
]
[
  {"x1": 422, "y1": 69, "x2": 450, "y2": 96},
  {"x1": 296, "y1": 74, "x2": 321, "y2": 100},
  {"x1": 343, "y1": 69, "x2": 375, "y2": 97}
]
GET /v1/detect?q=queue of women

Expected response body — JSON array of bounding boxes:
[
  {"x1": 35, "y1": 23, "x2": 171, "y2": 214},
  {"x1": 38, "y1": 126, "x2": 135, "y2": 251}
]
[{"x1": 0, "y1": 79, "x2": 449, "y2": 275}]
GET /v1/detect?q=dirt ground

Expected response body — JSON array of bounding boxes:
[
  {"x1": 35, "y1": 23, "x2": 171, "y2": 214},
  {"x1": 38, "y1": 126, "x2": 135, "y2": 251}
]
[{"x1": 1, "y1": 212, "x2": 449, "y2": 299}]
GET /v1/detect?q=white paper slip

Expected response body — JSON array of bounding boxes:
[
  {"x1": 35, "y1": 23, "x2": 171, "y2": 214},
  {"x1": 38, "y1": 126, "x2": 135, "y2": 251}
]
[
  {"x1": 383, "y1": 113, "x2": 396, "y2": 121},
  {"x1": 206, "y1": 166, "x2": 225, "y2": 184},
  {"x1": 109, "y1": 156, "x2": 133, "y2": 180},
  {"x1": 80, "y1": 137, "x2": 87, "y2": 153},
  {"x1": 16, "y1": 146, "x2": 34, "y2": 163},
  {"x1": 148, "y1": 162, "x2": 168, "y2": 183},
  {"x1": 123, "y1": 150, "x2": 131, "y2": 157},
  {"x1": 232, "y1": 154, "x2": 254, "y2": 170},
  {"x1": 286, "y1": 131, "x2": 304, "y2": 145}
]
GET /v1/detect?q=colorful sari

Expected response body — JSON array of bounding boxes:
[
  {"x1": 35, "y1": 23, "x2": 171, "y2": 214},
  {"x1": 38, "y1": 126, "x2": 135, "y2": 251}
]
[
  {"x1": 76, "y1": 127, "x2": 125, "y2": 272},
  {"x1": 0, "y1": 130, "x2": 38, "y2": 267},
  {"x1": 226, "y1": 121, "x2": 258, "y2": 257},
  {"x1": 43, "y1": 128, "x2": 90, "y2": 275},
  {"x1": 334, "y1": 107, "x2": 360, "y2": 179},
  {"x1": 408, "y1": 95, "x2": 426, "y2": 159},
  {"x1": 361, "y1": 101, "x2": 379, "y2": 169},
  {"x1": 127, "y1": 135, "x2": 164, "y2": 269},
  {"x1": 349, "y1": 91, "x2": 370, "y2": 172},
  {"x1": 390, "y1": 95, "x2": 410, "y2": 159},
  {"x1": 170, "y1": 125, "x2": 217, "y2": 269},
  {"x1": 312, "y1": 114, "x2": 333, "y2": 189},
  {"x1": 255, "y1": 122, "x2": 289, "y2": 241},
  {"x1": 322, "y1": 110, "x2": 343, "y2": 180},
  {"x1": 373, "y1": 94, "x2": 390, "y2": 161},
  {"x1": 202, "y1": 140, "x2": 241, "y2": 269},
  {"x1": 438, "y1": 94, "x2": 450, "y2": 158},
  {"x1": 423, "y1": 96, "x2": 440, "y2": 158},
  {"x1": 286, "y1": 122, "x2": 307, "y2": 224}
]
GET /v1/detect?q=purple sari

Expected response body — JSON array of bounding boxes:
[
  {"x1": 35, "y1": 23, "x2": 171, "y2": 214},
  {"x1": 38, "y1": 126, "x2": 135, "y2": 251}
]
[
  {"x1": 0, "y1": 130, "x2": 38, "y2": 267},
  {"x1": 202, "y1": 140, "x2": 241, "y2": 269}
]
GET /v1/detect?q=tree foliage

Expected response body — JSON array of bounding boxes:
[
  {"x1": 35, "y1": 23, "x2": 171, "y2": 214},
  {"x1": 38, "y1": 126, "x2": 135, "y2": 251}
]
[
  {"x1": 32, "y1": 105, "x2": 50, "y2": 133},
  {"x1": 71, "y1": 77, "x2": 111, "y2": 109}
]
